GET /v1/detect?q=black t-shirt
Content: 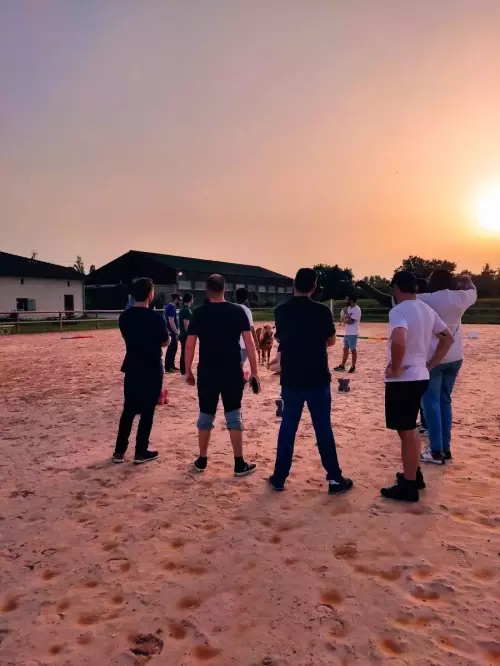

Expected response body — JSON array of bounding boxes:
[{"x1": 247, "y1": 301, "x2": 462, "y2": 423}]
[
  {"x1": 275, "y1": 297, "x2": 335, "y2": 388},
  {"x1": 119, "y1": 307, "x2": 169, "y2": 374},
  {"x1": 187, "y1": 301, "x2": 250, "y2": 373}
]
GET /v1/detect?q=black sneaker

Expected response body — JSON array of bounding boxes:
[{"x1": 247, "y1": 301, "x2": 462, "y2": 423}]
[
  {"x1": 396, "y1": 469, "x2": 426, "y2": 490},
  {"x1": 328, "y1": 477, "x2": 354, "y2": 495},
  {"x1": 133, "y1": 450, "x2": 159, "y2": 465},
  {"x1": 234, "y1": 462, "x2": 257, "y2": 477},
  {"x1": 443, "y1": 451, "x2": 452, "y2": 461},
  {"x1": 348, "y1": 367, "x2": 356, "y2": 374},
  {"x1": 420, "y1": 449, "x2": 445, "y2": 465},
  {"x1": 381, "y1": 480, "x2": 419, "y2": 502},
  {"x1": 112, "y1": 452, "x2": 125, "y2": 464},
  {"x1": 334, "y1": 365, "x2": 345, "y2": 372},
  {"x1": 193, "y1": 456, "x2": 207, "y2": 473},
  {"x1": 268, "y1": 476, "x2": 285, "y2": 491}
]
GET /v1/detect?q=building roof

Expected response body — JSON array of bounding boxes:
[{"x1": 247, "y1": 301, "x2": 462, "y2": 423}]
[
  {"x1": 0, "y1": 251, "x2": 85, "y2": 280},
  {"x1": 127, "y1": 250, "x2": 292, "y2": 280}
]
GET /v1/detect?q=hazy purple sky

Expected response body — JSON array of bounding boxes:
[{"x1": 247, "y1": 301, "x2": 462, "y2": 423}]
[{"x1": 2, "y1": 0, "x2": 500, "y2": 277}]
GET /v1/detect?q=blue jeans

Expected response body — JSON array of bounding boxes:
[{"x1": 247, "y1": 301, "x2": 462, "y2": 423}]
[
  {"x1": 271, "y1": 386, "x2": 342, "y2": 486},
  {"x1": 422, "y1": 360, "x2": 463, "y2": 454}
]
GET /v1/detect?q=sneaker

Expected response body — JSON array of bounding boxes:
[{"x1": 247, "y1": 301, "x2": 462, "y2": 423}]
[
  {"x1": 268, "y1": 476, "x2": 285, "y2": 491},
  {"x1": 381, "y1": 481, "x2": 419, "y2": 502},
  {"x1": 334, "y1": 365, "x2": 345, "y2": 372},
  {"x1": 420, "y1": 449, "x2": 445, "y2": 465},
  {"x1": 328, "y1": 477, "x2": 354, "y2": 495},
  {"x1": 348, "y1": 367, "x2": 356, "y2": 374},
  {"x1": 443, "y1": 451, "x2": 452, "y2": 461},
  {"x1": 396, "y1": 469, "x2": 426, "y2": 490},
  {"x1": 112, "y1": 452, "x2": 125, "y2": 464},
  {"x1": 234, "y1": 462, "x2": 257, "y2": 477},
  {"x1": 133, "y1": 450, "x2": 159, "y2": 465},
  {"x1": 193, "y1": 456, "x2": 207, "y2": 473}
]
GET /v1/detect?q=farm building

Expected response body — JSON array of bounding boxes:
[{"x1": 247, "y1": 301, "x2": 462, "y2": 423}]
[
  {"x1": 85, "y1": 250, "x2": 293, "y2": 309},
  {"x1": 0, "y1": 251, "x2": 85, "y2": 316}
]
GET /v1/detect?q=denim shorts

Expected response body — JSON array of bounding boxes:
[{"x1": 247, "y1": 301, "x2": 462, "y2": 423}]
[{"x1": 343, "y1": 335, "x2": 358, "y2": 350}]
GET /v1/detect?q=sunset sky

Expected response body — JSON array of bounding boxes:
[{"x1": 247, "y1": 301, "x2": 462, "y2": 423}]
[{"x1": 2, "y1": 0, "x2": 500, "y2": 279}]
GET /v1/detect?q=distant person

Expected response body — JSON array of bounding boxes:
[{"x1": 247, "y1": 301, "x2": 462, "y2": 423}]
[
  {"x1": 268, "y1": 268, "x2": 353, "y2": 495},
  {"x1": 184, "y1": 275, "x2": 259, "y2": 477},
  {"x1": 334, "y1": 294, "x2": 362, "y2": 373},
  {"x1": 164, "y1": 293, "x2": 181, "y2": 372},
  {"x1": 113, "y1": 278, "x2": 169, "y2": 464},
  {"x1": 179, "y1": 292, "x2": 194, "y2": 375},
  {"x1": 418, "y1": 271, "x2": 477, "y2": 464},
  {"x1": 235, "y1": 287, "x2": 259, "y2": 366},
  {"x1": 381, "y1": 271, "x2": 453, "y2": 502}
]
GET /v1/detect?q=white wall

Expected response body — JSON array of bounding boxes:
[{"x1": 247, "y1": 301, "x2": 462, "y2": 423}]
[{"x1": 0, "y1": 277, "x2": 84, "y2": 315}]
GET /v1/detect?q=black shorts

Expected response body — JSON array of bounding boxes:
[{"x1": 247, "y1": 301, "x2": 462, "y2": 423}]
[
  {"x1": 197, "y1": 368, "x2": 244, "y2": 415},
  {"x1": 385, "y1": 380, "x2": 429, "y2": 431}
]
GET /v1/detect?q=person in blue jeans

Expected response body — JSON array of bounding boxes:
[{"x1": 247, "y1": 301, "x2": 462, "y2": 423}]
[
  {"x1": 268, "y1": 268, "x2": 353, "y2": 495},
  {"x1": 418, "y1": 270, "x2": 477, "y2": 463}
]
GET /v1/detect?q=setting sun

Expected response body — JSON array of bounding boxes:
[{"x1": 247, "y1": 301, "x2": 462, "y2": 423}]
[{"x1": 477, "y1": 185, "x2": 500, "y2": 233}]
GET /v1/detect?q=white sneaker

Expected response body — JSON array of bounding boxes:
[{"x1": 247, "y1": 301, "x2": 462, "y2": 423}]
[{"x1": 420, "y1": 448, "x2": 445, "y2": 465}]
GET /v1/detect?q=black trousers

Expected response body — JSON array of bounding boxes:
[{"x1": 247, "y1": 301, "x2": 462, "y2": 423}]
[
  {"x1": 115, "y1": 370, "x2": 163, "y2": 457},
  {"x1": 165, "y1": 332, "x2": 178, "y2": 371},
  {"x1": 179, "y1": 338, "x2": 187, "y2": 375}
]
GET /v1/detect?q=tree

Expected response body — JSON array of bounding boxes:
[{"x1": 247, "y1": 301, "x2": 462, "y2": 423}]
[
  {"x1": 89, "y1": 264, "x2": 96, "y2": 273},
  {"x1": 314, "y1": 264, "x2": 354, "y2": 301},
  {"x1": 73, "y1": 256, "x2": 85, "y2": 274},
  {"x1": 396, "y1": 255, "x2": 456, "y2": 279},
  {"x1": 362, "y1": 275, "x2": 391, "y2": 294}
]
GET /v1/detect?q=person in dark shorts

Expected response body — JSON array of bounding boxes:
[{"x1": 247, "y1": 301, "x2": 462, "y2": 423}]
[
  {"x1": 178, "y1": 292, "x2": 194, "y2": 375},
  {"x1": 184, "y1": 274, "x2": 259, "y2": 477},
  {"x1": 113, "y1": 278, "x2": 170, "y2": 464},
  {"x1": 164, "y1": 293, "x2": 181, "y2": 372},
  {"x1": 381, "y1": 271, "x2": 453, "y2": 502},
  {"x1": 268, "y1": 268, "x2": 353, "y2": 495}
]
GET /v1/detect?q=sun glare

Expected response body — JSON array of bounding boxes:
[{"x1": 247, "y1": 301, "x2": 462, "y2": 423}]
[{"x1": 477, "y1": 185, "x2": 500, "y2": 233}]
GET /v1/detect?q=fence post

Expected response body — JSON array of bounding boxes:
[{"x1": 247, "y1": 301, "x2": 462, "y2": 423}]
[
  {"x1": 96, "y1": 312, "x2": 99, "y2": 330},
  {"x1": 59, "y1": 312, "x2": 63, "y2": 332},
  {"x1": 16, "y1": 318, "x2": 20, "y2": 334}
]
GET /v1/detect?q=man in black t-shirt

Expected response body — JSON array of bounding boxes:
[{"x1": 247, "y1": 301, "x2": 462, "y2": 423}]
[
  {"x1": 184, "y1": 274, "x2": 259, "y2": 477},
  {"x1": 268, "y1": 268, "x2": 353, "y2": 495},
  {"x1": 113, "y1": 278, "x2": 169, "y2": 464}
]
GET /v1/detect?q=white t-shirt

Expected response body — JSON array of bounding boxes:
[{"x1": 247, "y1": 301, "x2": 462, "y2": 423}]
[
  {"x1": 237, "y1": 303, "x2": 253, "y2": 349},
  {"x1": 417, "y1": 288, "x2": 477, "y2": 363},
  {"x1": 345, "y1": 304, "x2": 361, "y2": 335},
  {"x1": 385, "y1": 299, "x2": 448, "y2": 383}
]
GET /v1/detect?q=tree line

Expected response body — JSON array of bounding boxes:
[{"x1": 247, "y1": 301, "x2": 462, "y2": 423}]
[{"x1": 314, "y1": 256, "x2": 500, "y2": 300}]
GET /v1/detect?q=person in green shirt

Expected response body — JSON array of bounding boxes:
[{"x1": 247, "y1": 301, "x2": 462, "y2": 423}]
[{"x1": 179, "y1": 292, "x2": 194, "y2": 375}]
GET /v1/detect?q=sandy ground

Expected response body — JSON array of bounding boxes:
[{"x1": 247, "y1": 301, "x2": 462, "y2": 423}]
[{"x1": 0, "y1": 323, "x2": 499, "y2": 666}]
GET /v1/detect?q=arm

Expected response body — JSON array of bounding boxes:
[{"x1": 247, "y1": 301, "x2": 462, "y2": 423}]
[
  {"x1": 183, "y1": 319, "x2": 190, "y2": 333},
  {"x1": 356, "y1": 280, "x2": 392, "y2": 309},
  {"x1": 168, "y1": 316, "x2": 179, "y2": 336},
  {"x1": 242, "y1": 330, "x2": 259, "y2": 377},
  {"x1": 427, "y1": 328, "x2": 454, "y2": 371},
  {"x1": 184, "y1": 335, "x2": 197, "y2": 385},
  {"x1": 326, "y1": 307, "x2": 336, "y2": 347},
  {"x1": 386, "y1": 327, "x2": 406, "y2": 378}
]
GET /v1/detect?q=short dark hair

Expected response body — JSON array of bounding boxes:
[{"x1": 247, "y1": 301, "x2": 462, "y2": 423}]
[
  {"x1": 427, "y1": 269, "x2": 455, "y2": 293},
  {"x1": 416, "y1": 277, "x2": 428, "y2": 294},
  {"x1": 130, "y1": 277, "x2": 154, "y2": 302},
  {"x1": 348, "y1": 293, "x2": 357, "y2": 303},
  {"x1": 391, "y1": 270, "x2": 418, "y2": 294},
  {"x1": 236, "y1": 287, "x2": 248, "y2": 303},
  {"x1": 294, "y1": 268, "x2": 317, "y2": 294},
  {"x1": 206, "y1": 274, "x2": 225, "y2": 293},
  {"x1": 182, "y1": 292, "x2": 193, "y2": 303},
  {"x1": 171, "y1": 293, "x2": 180, "y2": 301}
]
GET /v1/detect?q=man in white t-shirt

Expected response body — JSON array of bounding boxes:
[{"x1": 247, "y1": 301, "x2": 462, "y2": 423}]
[
  {"x1": 417, "y1": 271, "x2": 477, "y2": 464},
  {"x1": 334, "y1": 295, "x2": 362, "y2": 374},
  {"x1": 381, "y1": 271, "x2": 453, "y2": 503},
  {"x1": 236, "y1": 288, "x2": 260, "y2": 366}
]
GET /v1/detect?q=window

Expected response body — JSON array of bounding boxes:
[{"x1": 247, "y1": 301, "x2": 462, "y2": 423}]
[
  {"x1": 286, "y1": 286, "x2": 293, "y2": 293},
  {"x1": 258, "y1": 285, "x2": 266, "y2": 293},
  {"x1": 195, "y1": 281, "x2": 205, "y2": 291},
  {"x1": 20, "y1": 278, "x2": 24, "y2": 285},
  {"x1": 236, "y1": 284, "x2": 245, "y2": 290},
  {"x1": 267, "y1": 285, "x2": 276, "y2": 293},
  {"x1": 225, "y1": 283, "x2": 234, "y2": 291},
  {"x1": 67, "y1": 281, "x2": 71, "y2": 287},
  {"x1": 16, "y1": 298, "x2": 36, "y2": 311},
  {"x1": 64, "y1": 294, "x2": 74, "y2": 311},
  {"x1": 178, "y1": 280, "x2": 192, "y2": 290},
  {"x1": 247, "y1": 285, "x2": 256, "y2": 293},
  {"x1": 278, "y1": 287, "x2": 285, "y2": 293}
]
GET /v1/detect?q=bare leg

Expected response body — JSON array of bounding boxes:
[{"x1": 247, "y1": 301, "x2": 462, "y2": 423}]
[
  {"x1": 198, "y1": 429, "x2": 211, "y2": 457},
  {"x1": 229, "y1": 429, "x2": 243, "y2": 458},
  {"x1": 399, "y1": 429, "x2": 419, "y2": 481},
  {"x1": 351, "y1": 349, "x2": 357, "y2": 368},
  {"x1": 341, "y1": 347, "x2": 349, "y2": 366}
]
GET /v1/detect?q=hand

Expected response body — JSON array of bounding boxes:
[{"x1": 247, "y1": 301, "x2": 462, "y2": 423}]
[
  {"x1": 385, "y1": 363, "x2": 403, "y2": 379},
  {"x1": 186, "y1": 371, "x2": 196, "y2": 386},
  {"x1": 426, "y1": 361, "x2": 435, "y2": 372}
]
